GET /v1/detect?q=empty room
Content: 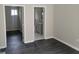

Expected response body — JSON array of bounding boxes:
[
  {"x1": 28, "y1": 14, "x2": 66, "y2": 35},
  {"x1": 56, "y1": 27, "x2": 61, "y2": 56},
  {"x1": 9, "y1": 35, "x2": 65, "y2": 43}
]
[{"x1": 0, "y1": 4, "x2": 79, "y2": 54}]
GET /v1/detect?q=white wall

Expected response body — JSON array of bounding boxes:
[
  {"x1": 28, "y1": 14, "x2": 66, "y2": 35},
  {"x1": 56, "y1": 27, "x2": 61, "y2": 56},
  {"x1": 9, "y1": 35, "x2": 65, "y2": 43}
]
[
  {"x1": 0, "y1": 5, "x2": 6, "y2": 48},
  {"x1": 24, "y1": 4, "x2": 54, "y2": 43},
  {"x1": 54, "y1": 5, "x2": 79, "y2": 51},
  {"x1": 23, "y1": 5, "x2": 34, "y2": 43},
  {"x1": 44, "y1": 5, "x2": 54, "y2": 39}
]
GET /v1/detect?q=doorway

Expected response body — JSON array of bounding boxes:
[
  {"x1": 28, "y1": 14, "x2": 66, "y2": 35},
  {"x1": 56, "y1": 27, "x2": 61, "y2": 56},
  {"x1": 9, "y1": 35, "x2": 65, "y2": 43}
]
[
  {"x1": 5, "y1": 6, "x2": 24, "y2": 52},
  {"x1": 34, "y1": 7, "x2": 45, "y2": 40}
]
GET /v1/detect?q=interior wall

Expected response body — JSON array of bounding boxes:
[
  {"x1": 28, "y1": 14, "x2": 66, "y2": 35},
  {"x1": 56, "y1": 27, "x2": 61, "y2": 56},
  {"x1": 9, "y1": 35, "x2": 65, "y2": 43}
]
[
  {"x1": 0, "y1": 5, "x2": 6, "y2": 48},
  {"x1": 24, "y1": 4, "x2": 54, "y2": 43},
  {"x1": 54, "y1": 5, "x2": 79, "y2": 50},
  {"x1": 45, "y1": 5, "x2": 54, "y2": 39},
  {"x1": 24, "y1": 5, "x2": 34, "y2": 43}
]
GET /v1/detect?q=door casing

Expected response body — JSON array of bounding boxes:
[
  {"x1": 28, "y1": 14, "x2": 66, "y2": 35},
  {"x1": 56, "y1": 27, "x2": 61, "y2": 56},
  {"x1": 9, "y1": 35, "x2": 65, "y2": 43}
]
[{"x1": 3, "y1": 4, "x2": 25, "y2": 45}]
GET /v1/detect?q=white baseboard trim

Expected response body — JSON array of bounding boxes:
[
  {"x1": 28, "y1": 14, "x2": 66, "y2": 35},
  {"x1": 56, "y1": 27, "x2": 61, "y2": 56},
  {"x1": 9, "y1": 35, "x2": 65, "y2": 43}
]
[
  {"x1": 24, "y1": 36, "x2": 53, "y2": 43},
  {"x1": 24, "y1": 40, "x2": 34, "y2": 44},
  {"x1": 53, "y1": 37, "x2": 79, "y2": 51},
  {"x1": 45, "y1": 36, "x2": 53, "y2": 40}
]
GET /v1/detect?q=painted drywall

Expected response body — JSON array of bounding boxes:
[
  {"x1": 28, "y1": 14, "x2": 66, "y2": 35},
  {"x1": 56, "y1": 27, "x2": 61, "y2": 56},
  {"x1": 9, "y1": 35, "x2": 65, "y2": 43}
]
[
  {"x1": 23, "y1": 5, "x2": 34, "y2": 43},
  {"x1": 54, "y1": 5, "x2": 79, "y2": 50},
  {"x1": 44, "y1": 5, "x2": 54, "y2": 39},
  {"x1": 0, "y1": 5, "x2": 6, "y2": 48},
  {"x1": 24, "y1": 4, "x2": 54, "y2": 43}
]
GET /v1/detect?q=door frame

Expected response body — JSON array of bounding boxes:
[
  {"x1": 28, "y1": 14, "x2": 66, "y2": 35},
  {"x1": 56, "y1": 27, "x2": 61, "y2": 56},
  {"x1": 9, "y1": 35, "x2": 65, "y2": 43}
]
[
  {"x1": 3, "y1": 4, "x2": 25, "y2": 44},
  {"x1": 33, "y1": 5, "x2": 46, "y2": 40}
]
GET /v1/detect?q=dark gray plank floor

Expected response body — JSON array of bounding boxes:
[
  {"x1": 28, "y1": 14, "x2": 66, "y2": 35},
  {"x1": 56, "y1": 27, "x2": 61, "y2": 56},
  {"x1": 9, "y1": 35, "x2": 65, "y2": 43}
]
[{"x1": 5, "y1": 31, "x2": 79, "y2": 54}]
